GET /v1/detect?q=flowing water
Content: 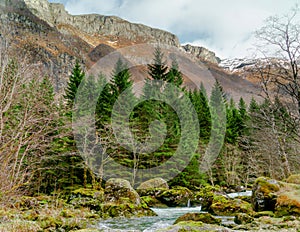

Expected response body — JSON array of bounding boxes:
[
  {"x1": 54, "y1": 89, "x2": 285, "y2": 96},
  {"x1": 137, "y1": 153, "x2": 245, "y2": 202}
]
[{"x1": 97, "y1": 206, "x2": 234, "y2": 231}]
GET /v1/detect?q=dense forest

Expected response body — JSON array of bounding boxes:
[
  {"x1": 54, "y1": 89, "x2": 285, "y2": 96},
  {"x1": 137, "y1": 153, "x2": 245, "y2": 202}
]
[{"x1": 1, "y1": 44, "x2": 299, "y2": 200}]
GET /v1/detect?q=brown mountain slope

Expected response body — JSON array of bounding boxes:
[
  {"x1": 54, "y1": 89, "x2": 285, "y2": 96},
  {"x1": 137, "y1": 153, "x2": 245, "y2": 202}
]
[{"x1": 0, "y1": 0, "x2": 261, "y2": 102}]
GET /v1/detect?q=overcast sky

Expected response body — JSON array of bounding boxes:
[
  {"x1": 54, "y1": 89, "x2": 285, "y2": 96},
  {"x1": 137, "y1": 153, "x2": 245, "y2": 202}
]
[{"x1": 49, "y1": 0, "x2": 299, "y2": 59}]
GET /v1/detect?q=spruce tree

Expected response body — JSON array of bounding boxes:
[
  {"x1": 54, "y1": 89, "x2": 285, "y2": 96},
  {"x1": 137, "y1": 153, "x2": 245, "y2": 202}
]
[
  {"x1": 147, "y1": 47, "x2": 168, "y2": 81},
  {"x1": 64, "y1": 61, "x2": 85, "y2": 107},
  {"x1": 111, "y1": 58, "x2": 134, "y2": 98},
  {"x1": 226, "y1": 98, "x2": 242, "y2": 144},
  {"x1": 166, "y1": 59, "x2": 183, "y2": 87}
]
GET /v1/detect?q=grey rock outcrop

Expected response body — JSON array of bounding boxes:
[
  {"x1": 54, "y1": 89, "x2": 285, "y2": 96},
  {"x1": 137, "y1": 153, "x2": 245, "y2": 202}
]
[
  {"x1": 21, "y1": 0, "x2": 180, "y2": 47},
  {"x1": 182, "y1": 44, "x2": 220, "y2": 64}
]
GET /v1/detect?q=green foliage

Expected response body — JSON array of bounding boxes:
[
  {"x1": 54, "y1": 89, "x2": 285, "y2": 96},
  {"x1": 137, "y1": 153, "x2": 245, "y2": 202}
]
[
  {"x1": 147, "y1": 47, "x2": 168, "y2": 81},
  {"x1": 64, "y1": 61, "x2": 85, "y2": 107},
  {"x1": 166, "y1": 59, "x2": 183, "y2": 87},
  {"x1": 188, "y1": 87, "x2": 211, "y2": 142}
]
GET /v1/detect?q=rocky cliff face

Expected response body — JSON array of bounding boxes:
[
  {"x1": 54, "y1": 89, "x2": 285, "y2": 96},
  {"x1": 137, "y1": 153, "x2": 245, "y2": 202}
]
[
  {"x1": 182, "y1": 44, "x2": 221, "y2": 65},
  {"x1": 22, "y1": 0, "x2": 180, "y2": 47}
]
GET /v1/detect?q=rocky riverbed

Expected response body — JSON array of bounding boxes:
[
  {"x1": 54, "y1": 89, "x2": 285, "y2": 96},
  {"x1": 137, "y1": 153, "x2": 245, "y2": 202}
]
[{"x1": 0, "y1": 176, "x2": 299, "y2": 231}]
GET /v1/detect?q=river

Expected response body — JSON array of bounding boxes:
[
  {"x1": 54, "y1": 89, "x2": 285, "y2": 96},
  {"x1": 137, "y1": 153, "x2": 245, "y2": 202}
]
[{"x1": 97, "y1": 206, "x2": 234, "y2": 231}]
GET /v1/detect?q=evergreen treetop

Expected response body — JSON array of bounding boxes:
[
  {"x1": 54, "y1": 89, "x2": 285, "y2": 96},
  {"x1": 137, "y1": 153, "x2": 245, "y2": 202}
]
[{"x1": 64, "y1": 61, "x2": 85, "y2": 107}]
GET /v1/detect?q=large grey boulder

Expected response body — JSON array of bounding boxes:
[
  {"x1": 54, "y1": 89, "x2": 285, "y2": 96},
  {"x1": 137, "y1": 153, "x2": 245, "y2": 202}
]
[
  {"x1": 137, "y1": 177, "x2": 169, "y2": 190},
  {"x1": 105, "y1": 178, "x2": 140, "y2": 205}
]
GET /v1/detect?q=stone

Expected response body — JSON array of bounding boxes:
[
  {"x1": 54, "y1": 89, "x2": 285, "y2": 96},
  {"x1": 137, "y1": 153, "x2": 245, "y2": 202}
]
[
  {"x1": 251, "y1": 177, "x2": 280, "y2": 212},
  {"x1": 137, "y1": 177, "x2": 169, "y2": 190},
  {"x1": 105, "y1": 178, "x2": 141, "y2": 206},
  {"x1": 68, "y1": 188, "x2": 104, "y2": 211},
  {"x1": 140, "y1": 196, "x2": 168, "y2": 208},
  {"x1": 103, "y1": 178, "x2": 156, "y2": 218},
  {"x1": 157, "y1": 221, "x2": 233, "y2": 232},
  {"x1": 253, "y1": 211, "x2": 275, "y2": 218},
  {"x1": 193, "y1": 185, "x2": 221, "y2": 211},
  {"x1": 174, "y1": 212, "x2": 221, "y2": 225},
  {"x1": 157, "y1": 186, "x2": 193, "y2": 207},
  {"x1": 99, "y1": 202, "x2": 156, "y2": 218},
  {"x1": 182, "y1": 44, "x2": 221, "y2": 64},
  {"x1": 234, "y1": 213, "x2": 254, "y2": 225},
  {"x1": 275, "y1": 192, "x2": 300, "y2": 217},
  {"x1": 210, "y1": 195, "x2": 253, "y2": 216},
  {"x1": 286, "y1": 174, "x2": 300, "y2": 185}
]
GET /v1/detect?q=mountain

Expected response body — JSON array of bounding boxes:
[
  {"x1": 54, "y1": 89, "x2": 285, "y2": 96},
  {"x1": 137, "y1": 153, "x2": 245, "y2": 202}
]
[{"x1": 0, "y1": 0, "x2": 260, "y2": 102}]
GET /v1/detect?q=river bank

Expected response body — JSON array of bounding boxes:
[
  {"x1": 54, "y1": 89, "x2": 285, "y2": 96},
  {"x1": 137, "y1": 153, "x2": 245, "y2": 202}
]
[{"x1": 0, "y1": 176, "x2": 299, "y2": 231}]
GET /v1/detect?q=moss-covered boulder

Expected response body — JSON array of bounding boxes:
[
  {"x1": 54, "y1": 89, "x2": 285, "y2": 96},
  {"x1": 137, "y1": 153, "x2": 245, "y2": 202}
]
[
  {"x1": 68, "y1": 188, "x2": 104, "y2": 211},
  {"x1": 174, "y1": 212, "x2": 221, "y2": 225},
  {"x1": 251, "y1": 177, "x2": 280, "y2": 212},
  {"x1": 253, "y1": 211, "x2": 275, "y2": 218},
  {"x1": 275, "y1": 187, "x2": 300, "y2": 217},
  {"x1": 140, "y1": 195, "x2": 168, "y2": 208},
  {"x1": 234, "y1": 213, "x2": 254, "y2": 225},
  {"x1": 105, "y1": 178, "x2": 140, "y2": 205},
  {"x1": 102, "y1": 178, "x2": 156, "y2": 218},
  {"x1": 137, "y1": 178, "x2": 169, "y2": 190},
  {"x1": 157, "y1": 221, "x2": 233, "y2": 232},
  {"x1": 210, "y1": 195, "x2": 253, "y2": 216},
  {"x1": 193, "y1": 185, "x2": 221, "y2": 210},
  {"x1": 286, "y1": 174, "x2": 300, "y2": 185},
  {"x1": 99, "y1": 202, "x2": 156, "y2": 218},
  {"x1": 157, "y1": 186, "x2": 193, "y2": 207},
  {"x1": 136, "y1": 178, "x2": 169, "y2": 202}
]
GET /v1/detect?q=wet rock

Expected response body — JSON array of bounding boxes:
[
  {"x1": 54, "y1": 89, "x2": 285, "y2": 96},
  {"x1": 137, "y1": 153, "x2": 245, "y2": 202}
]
[
  {"x1": 99, "y1": 202, "x2": 156, "y2": 218},
  {"x1": 140, "y1": 195, "x2": 168, "y2": 208},
  {"x1": 210, "y1": 195, "x2": 253, "y2": 216},
  {"x1": 193, "y1": 185, "x2": 222, "y2": 210},
  {"x1": 157, "y1": 186, "x2": 193, "y2": 207},
  {"x1": 102, "y1": 178, "x2": 156, "y2": 218},
  {"x1": 174, "y1": 212, "x2": 221, "y2": 225},
  {"x1": 105, "y1": 178, "x2": 140, "y2": 206},
  {"x1": 157, "y1": 221, "x2": 233, "y2": 232},
  {"x1": 251, "y1": 177, "x2": 280, "y2": 212},
  {"x1": 137, "y1": 178, "x2": 169, "y2": 202}
]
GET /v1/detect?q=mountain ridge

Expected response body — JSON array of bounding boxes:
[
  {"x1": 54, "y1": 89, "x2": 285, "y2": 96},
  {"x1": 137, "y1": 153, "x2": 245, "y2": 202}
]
[{"x1": 0, "y1": 0, "x2": 260, "y2": 102}]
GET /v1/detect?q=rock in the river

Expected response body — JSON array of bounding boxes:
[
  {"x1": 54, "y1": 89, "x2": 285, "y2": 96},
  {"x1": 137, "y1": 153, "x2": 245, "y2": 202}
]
[
  {"x1": 210, "y1": 195, "x2": 253, "y2": 216},
  {"x1": 137, "y1": 178, "x2": 169, "y2": 201},
  {"x1": 157, "y1": 221, "x2": 233, "y2": 232},
  {"x1": 157, "y1": 186, "x2": 193, "y2": 207},
  {"x1": 251, "y1": 177, "x2": 280, "y2": 212},
  {"x1": 193, "y1": 185, "x2": 222, "y2": 210},
  {"x1": 102, "y1": 178, "x2": 156, "y2": 218},
  {"x1": 105, "y1": 178, "x2": 140, "y2": 205},
  {"x1": 174, "y1": 212, "x2": 221, "y2": 225}
]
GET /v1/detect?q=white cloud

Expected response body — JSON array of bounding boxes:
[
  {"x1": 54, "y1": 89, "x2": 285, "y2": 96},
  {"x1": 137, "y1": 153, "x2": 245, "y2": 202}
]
[{"x1": 49, "y1": 0, "x2": 300, "y2": 59}]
